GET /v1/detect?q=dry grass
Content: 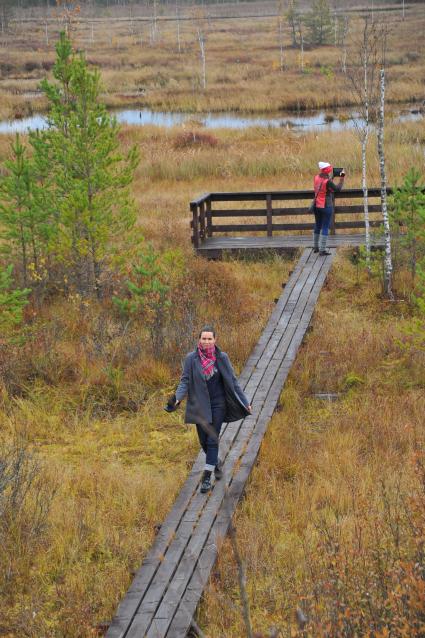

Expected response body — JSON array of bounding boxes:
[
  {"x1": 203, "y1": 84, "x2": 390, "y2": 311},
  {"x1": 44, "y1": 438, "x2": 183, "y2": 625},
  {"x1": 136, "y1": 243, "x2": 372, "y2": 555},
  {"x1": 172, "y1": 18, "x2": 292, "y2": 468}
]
[
  {"x1": 0, "y1": 1, "x2": 424, "y2": 119},
  {"x1": 200, "y1": 253, "x2": 425, "y2": 637},
  {"x1": 0, "y1": 52, "x2": 424, "y2": 634}
]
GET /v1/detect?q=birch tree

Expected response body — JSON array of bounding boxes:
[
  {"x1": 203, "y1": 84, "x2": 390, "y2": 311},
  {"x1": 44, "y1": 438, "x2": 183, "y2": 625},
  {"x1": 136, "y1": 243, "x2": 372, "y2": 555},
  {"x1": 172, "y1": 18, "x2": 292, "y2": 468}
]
[
  {"x1": 193, "y1": 8, "x2": 208, "y2": 90},
  {"x1": 277, "y1": 0, "x2": 286, "y2": 72},
  {"x1": 298, "y1": 17, "x2": 304, "y2": 72},
  {"x1": 377, "y1": 67, "x2": 393, "y2": 299},
  {"x1": 150, "y1": 0, "x2": 158, "y2": 45},
  {"x1": 175, "y1": 0, "x2": 181, "y2": 53},
  {"x1": 345, "y1": 18, "x2": 381, "y2": 273},
  {"x1": 338, "y1": 15, "x2": 349, "y2": 73}
]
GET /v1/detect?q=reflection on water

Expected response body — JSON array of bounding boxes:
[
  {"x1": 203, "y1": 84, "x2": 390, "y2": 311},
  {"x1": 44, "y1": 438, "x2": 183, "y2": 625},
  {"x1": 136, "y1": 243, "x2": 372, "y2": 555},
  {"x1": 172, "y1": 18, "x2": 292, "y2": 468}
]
[{"x1": 0, "y1": 107, "x2": 422, "y2": 134}]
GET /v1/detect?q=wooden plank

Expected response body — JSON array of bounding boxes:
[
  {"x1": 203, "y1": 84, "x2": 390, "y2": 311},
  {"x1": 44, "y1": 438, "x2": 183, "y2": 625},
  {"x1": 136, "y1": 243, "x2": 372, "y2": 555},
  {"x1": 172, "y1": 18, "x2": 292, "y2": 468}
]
[
  {"x1": 210, "y1": 205, "x2": 382, "y2": 217},
  {"x1": 196, "y1": 234, "x2": 386, "y2": 252},
  {"x1": 208, "y1": 188, "x2": 391, "y2": 202},
  {"x1": 190, "y1": 203, "x2": 200, "y2": 249},
  {"x1": 199, "y1": 201, "x2": 206, "y2": 239},
  {"x1": 190, "y1": 193, "x2": 210, "y2": 207},
  {"x1": 266, "y1": 194, "x2": 273, "y2": 237},
  {"x1": 206, "y1": 199, "x2": 212, "y2": 238},
  {"x1": 334, "y1": 220, "x2": 382, "y2": 229},
  {"x1": 211, "y1": 223, "x2": 268, "y2": 232}
]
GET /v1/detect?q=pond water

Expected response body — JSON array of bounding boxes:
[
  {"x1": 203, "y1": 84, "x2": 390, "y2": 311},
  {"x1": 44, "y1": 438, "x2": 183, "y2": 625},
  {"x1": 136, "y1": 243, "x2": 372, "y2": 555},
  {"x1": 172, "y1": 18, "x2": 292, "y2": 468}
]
[{"x1": 0, "y1": 106, "x2": 422, "y2": 135}]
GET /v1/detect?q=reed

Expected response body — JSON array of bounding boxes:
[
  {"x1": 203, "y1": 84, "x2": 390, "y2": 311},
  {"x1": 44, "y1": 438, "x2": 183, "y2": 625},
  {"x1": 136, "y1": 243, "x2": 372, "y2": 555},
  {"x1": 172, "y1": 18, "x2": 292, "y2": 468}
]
[{"x1": 0, "y1": 2, "x2": 424, "y2": 118}]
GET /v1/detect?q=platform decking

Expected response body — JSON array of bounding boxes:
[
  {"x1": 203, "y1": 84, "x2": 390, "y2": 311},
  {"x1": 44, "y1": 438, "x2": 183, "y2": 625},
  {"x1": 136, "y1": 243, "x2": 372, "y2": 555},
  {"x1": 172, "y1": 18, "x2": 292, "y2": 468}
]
[
  {"x1": 196, "y1": 233, "x2": 384, "y2": 258},
  {"x1": 106, "y1": 248, "x2": 335, "y2": 638}
]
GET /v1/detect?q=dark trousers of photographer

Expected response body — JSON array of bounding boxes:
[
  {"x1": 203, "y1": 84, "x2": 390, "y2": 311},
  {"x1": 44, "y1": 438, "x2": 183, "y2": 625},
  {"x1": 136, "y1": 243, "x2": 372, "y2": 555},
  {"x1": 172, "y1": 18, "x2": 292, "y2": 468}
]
[{"x1": 314, "y1": 205, "x2": 332, "y2": 252}]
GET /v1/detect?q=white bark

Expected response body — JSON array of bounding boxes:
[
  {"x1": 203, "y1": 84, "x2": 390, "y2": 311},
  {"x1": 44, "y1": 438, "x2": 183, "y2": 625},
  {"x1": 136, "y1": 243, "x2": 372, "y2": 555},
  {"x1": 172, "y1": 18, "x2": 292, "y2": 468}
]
[
  {"x1": 377, "y1": 68, "x2": 394, "y2": 299},
  {"x1": 150, "y1": 0, "x2": 158, "y2": 44},
  {"x1": 361, "y1": 132, "x2": 371, "y2": 272},
  {"x1": 362, "y1": 42, "x2": 371, "y2": 272},
  {"x1": 278, "y1": 16, "x2": 284, "y2": 72},
  {"x1": 176, "y1": 0, "x2": 181, "y2": 53},
  {"x1": 297, "y1": 20, "x2": 304, "y2": 72},
  {"x1": 334, "y1": 12, "x2": 337, "y2": 46},
  {"x1": 198, "y1": 28, "x2": 206, "y2": 89},
  {"x1": 340, "y1": 16, "x2": 349, "y2": 73}
]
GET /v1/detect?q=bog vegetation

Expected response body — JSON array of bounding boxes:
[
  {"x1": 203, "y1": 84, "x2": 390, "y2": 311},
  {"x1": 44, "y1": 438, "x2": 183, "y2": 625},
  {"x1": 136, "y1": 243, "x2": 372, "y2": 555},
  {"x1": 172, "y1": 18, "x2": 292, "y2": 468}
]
[
  {"x1": 0, "y1": 3, "x2": 424, "y2": 636},
  {"x1": 0, "y1": 0, "x2": 424, "y2": 119}
]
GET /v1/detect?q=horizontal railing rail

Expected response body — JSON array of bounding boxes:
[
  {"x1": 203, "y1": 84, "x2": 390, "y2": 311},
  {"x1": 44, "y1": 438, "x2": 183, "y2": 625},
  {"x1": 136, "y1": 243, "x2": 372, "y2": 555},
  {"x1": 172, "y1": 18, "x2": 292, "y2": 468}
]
[{"x1": 190, "y1": 188, "x2": 393, "y2": 248}]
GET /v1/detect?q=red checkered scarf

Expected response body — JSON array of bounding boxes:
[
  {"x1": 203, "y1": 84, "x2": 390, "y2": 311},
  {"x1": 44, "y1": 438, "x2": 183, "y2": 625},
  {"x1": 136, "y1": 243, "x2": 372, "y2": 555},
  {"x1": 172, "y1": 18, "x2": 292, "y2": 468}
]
[{"x1": 197, "y1": 343, "x2": 216, "y2": 379}]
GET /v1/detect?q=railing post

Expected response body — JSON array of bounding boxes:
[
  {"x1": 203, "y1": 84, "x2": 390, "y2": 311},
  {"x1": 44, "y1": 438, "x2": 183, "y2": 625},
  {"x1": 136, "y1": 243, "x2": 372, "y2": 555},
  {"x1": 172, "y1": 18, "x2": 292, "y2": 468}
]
[
  {"x1": 191, "y1": 203, "x2": 200, "y2": 249},
  {"x1": 199, "y1": 201, "x2": 206, "y2": 239},
  {"x1": 266, "y1": 194, "x2": 273, "y2": 237},
  {"x1": 330, "y1": 194, "x2": 337, "y2": 235},
  {"x1": 206, "y1": 198, "x2": 212, "y2": 237}
]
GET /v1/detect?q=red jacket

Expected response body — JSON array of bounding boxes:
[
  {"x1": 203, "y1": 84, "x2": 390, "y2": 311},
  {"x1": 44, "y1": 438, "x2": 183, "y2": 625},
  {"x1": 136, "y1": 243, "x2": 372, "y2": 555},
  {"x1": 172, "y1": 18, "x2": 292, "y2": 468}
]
[{"x1": 314, "y1": 175, "x2": 329, "y2": 208}]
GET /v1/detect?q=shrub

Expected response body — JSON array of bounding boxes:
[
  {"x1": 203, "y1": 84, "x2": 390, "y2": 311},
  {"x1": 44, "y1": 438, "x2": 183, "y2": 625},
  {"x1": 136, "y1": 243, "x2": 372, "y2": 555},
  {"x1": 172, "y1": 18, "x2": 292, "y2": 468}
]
[{"x1": 173, "y1": 131, "x2": 219, "y2": 150}]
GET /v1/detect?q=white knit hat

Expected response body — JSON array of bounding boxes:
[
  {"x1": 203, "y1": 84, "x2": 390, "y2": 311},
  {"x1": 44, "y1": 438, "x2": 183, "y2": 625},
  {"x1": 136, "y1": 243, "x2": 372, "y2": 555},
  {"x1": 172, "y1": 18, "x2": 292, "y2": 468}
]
[{"x1": 318, "y1": 161, "x2": 331, "y2": 170}]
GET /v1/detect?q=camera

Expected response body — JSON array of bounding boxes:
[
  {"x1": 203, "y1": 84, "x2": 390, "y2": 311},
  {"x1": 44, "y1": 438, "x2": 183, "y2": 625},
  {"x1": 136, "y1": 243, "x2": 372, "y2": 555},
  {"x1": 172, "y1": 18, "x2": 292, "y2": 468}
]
[{"x1": 333, "y1": 167, "x2": 345, "y2": 177}]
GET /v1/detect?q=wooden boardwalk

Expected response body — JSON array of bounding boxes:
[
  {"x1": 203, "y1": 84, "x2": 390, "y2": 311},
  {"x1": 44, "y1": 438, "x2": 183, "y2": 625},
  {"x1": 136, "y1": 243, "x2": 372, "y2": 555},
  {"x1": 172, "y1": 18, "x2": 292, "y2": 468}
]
[{"x1": 106, "y1": 248, "x2": 335, "y2": 638}]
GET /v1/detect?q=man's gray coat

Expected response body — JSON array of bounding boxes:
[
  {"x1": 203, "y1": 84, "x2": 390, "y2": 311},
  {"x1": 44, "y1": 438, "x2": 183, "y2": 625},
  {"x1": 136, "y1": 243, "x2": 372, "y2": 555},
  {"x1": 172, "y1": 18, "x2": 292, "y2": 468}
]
[{"x1": 175, "y1": 347, "x2": 250, "y2": 425}]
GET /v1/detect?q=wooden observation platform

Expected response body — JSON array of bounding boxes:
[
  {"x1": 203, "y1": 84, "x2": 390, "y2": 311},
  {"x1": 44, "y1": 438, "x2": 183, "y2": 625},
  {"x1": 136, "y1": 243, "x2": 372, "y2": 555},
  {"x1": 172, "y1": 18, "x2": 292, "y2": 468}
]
[
  {"x1": 106, "y1": 188, "x2": 388, "y2": 637},
  {"x1": 190, "y1": 187, "x2": 389, "y2": 257}
]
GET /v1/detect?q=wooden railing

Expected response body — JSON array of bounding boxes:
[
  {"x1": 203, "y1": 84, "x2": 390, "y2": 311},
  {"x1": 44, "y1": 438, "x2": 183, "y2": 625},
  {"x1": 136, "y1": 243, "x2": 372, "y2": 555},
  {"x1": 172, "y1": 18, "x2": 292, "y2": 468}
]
[{"x1": 190, "y1": 188, "x2": 392, "y2": 248}]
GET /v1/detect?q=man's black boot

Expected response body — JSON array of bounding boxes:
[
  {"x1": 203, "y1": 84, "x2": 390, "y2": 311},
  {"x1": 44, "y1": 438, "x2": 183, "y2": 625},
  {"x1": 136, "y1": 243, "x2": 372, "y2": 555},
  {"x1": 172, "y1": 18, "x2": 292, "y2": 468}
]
[
  {"x1": 319, "y1": 250, "x2": 331, "y2": 256},
  {"x1": 214, "y1": 459, "x2": 223, "y2": 480},
  {"x1": 200, "y1": 470, "x2": 212, "y2": 493}
]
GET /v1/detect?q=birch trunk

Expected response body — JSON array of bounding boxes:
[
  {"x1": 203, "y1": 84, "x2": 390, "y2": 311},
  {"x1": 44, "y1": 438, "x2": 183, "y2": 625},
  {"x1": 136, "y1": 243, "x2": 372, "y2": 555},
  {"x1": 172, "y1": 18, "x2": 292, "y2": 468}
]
[
  {"x1": 279, "y1": 17, "x2": 284, "y2": 72},
  {"x1": 361, "y1": 132, "x2": 371, "y2": 272},
  {"x1": 198, "y1": 29, "x2": 206, "y2": 89},
  {"x1": 176, "y1": 0, "x2": 181, "y2": 53},
  {"x1": 362, "y1": 46, "x2": 371, "y2": 272},
  {"x1": 299, "y1": 30, "x2": 304, "y2": 72},
  {"x1": 377, "y1": 68, "x2": 394, "y2": 299}
]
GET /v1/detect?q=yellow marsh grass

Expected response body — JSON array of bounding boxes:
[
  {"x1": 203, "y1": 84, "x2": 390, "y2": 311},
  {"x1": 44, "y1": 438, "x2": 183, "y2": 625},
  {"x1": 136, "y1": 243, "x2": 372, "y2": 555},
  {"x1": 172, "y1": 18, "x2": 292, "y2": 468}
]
[
  {"x1": 0, "y1": 253, "x2": 286, "y2": 634},
  {"x1": 200, "y1": 254, "x2": 425, "y2": 636},
  {"x1": 0, "y1": 117, "x2": 423, "y2": 634},
  {"x1": 0, "y1": 3, "x2": 424, "y2": 118}
]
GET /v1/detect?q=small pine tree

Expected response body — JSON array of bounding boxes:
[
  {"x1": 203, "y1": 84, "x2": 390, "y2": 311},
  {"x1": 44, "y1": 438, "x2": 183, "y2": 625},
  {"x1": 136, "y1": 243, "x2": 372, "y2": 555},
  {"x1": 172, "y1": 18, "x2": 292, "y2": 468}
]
[
  {"x1": 390, "y1": 168, "x2": 425, "y2": 286},
  {"x1": 0, "y1": 264, "x2": 30, "y2": 333},
  {"x1": 39, "y1": 32, "x2": 140, "y2": 298},
  {"x1": 113, "y1": 245, "x2": 171, "y2": 354},
  {"x1": 0, "y1": 135, "x2": 33, "y2": 287},
  {"x1": 286, "y1": 0, "x2": 301, "y2": 47},
  {"x1": 304, "y1": 0, "x2": 332, "y2": 46},
  {"x1": 0, "y1": 134, "x2": 56, "y2": 294}
]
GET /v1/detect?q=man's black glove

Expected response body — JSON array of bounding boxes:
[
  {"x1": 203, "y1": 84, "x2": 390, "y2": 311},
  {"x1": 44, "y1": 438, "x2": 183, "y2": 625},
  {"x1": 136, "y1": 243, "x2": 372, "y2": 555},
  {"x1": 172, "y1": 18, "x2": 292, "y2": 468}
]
[{"x1": 164, "y1": 394, "x2": 178, "y2": 413}]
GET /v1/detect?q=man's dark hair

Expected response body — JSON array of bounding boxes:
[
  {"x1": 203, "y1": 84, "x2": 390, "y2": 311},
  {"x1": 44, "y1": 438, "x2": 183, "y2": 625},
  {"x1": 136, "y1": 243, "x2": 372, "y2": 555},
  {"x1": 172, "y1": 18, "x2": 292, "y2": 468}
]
[{"x1": 199, "y1": 324, "x2": 216, "y2": 338}]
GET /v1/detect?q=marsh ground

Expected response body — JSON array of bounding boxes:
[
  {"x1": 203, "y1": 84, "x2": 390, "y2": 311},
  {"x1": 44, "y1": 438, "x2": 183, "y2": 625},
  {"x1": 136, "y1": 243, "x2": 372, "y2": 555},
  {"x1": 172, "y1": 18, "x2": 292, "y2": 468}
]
[
  {"x1": 1, "y1": 0, "x2": 424, "y2": 119},
  {"x1": 0, "y1": 2, "x2": 424, "y2": 634}
]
